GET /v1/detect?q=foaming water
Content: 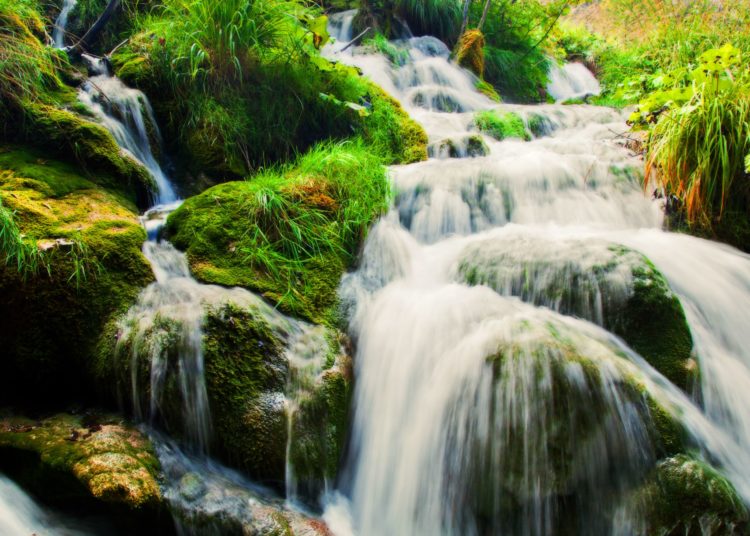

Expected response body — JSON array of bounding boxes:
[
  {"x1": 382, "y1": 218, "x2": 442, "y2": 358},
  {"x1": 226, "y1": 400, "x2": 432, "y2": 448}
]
[
  {"x1": 78, "y1": 55, "x2": 177, "y2": 204},
  {"x1": 547, "y1": 61, "x2": 601, "y2": 102},
  {"x1": 52, "y1": 0, "x2": 77, "y2": 48},
  {"x1": 0, "y1": 473, "x2": 96, "y2": 535},
  {"x1": 323, "y1": 10, "x2": 750, "y2": 535}
]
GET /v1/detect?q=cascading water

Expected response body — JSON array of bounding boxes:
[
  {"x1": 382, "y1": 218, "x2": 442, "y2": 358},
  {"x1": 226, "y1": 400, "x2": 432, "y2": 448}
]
[
  {"x1": 322, "y1": 10, "x2": 750, "y2": 535},
  {"x1": 74, "y1": 51, "x2": 334, "y2": 531},
  {"x1": 52, "y1": 0, "x2": 77, "y2": 48},
  {"x1": 546, "y1": 61, "x2": 601, "y2": 102}
]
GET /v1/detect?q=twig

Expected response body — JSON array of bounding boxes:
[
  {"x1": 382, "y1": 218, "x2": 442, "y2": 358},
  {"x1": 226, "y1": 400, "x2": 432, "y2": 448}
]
[
  {"x1": 107, "y1": 38, "x2": 130, "y2": 58},
  {"x1": 339, "y1": 27, "x2": 372, "y2": 53}
]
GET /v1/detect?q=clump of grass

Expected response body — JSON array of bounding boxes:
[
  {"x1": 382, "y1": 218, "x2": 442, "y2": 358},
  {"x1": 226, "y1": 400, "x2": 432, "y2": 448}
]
[
  {"x1": 0, "y1": 0, "x2": 67, "y2": 120},
  {"x1": 166, "y1": 139, "x2": 389, "y2": 321},
  {"x1": 473, "y1": 110, "x2": 530, "y2": 141},
  {"x1": 0, "y1": 197, "x2": 45, "y2": 278},
  {"x1": 645, "y1": 86, "x2": 750, "y2": 227},
  {"x1": 396, "y1": 0, "x2": 461, "y2": 43},
  {"x1": 363, "y1": 33, "x2": 409, "y2": 66}
]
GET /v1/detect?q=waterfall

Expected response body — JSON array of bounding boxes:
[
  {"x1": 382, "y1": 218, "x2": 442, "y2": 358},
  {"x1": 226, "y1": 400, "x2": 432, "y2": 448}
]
[
  {"x1": 0, "y1": 473, "x2": 94, "y2": 535},
  {"x1": 52, "y1": 0, "x2": 77, "y2": 48},
  {"x1": 78, "y1": 55, "x2": 177, "y2": 205},
  {"x1": 75, "y1": 48, "x2": 333, "y2": 529},
  {"x1": 323, "y1": 11, "x2": 750, "y2": 535},
  {"x1": 546, "y1": 62, "x2": 601, "y2": 102}
]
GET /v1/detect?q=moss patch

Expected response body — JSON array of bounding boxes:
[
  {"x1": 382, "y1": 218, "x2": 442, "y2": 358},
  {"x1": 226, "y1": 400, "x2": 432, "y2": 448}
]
[
  {"x1": 0, "y1": 412, "x2": 161, "y2": 510},
  {"x1": 166, "y1": 141, "x2": 389, "y2": 323},
  {"x1": 473, "y1": 110, "x2": 531, "y2": 141},
  {"x1": 0, "y1": 146, "x2": 153, "y2": 407},
  {"x1": 455, "y1": 29, "x2": 485, "y2": 78},
  {"x1": 638, "y1": 455, "x2": 749, "y2": 535}
]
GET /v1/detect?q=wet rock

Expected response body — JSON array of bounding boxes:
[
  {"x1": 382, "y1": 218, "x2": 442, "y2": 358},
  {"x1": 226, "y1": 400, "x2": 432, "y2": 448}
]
[
  {"x1": 456, "y1": 236, "x2": 696, "y2": 391},
  {"x1": 0, "y1": 412, "x2": 162, "y2": 510}
]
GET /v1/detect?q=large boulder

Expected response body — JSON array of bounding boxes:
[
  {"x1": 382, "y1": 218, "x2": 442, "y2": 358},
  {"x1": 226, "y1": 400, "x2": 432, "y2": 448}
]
[
  {"x1": 455, "y1": 235, "x2": 696, "y2": 391},
  {"x1": 107, "y1": 292, "x2": 352, "y2": 499},
  {"x1": 0, "y1": 147, "x2": 154, "y2": 407},
  {"x1": 634, "y1": 455, "x2": 749, "y2": 535},
  {"x1": 0, "y1": 412, "x2": 162, "y2": 511}
]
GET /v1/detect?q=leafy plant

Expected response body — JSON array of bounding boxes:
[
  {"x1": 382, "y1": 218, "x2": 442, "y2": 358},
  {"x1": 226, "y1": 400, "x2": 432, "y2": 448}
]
[{"x1": 635, "y1": 44, "x2": 750, "y2": 228}]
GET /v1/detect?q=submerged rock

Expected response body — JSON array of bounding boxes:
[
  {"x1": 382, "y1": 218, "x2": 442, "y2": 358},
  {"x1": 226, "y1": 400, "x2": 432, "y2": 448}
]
[
  {"x1": 0, "y1": 412, "x2": 162, "y2": 510},
  {"x1": 455, "y1": 235, "x2": 696, "y2": 391},
  {"x1": 108, "y1": 295, "x2": 352, "y2": 499},
  {"x1": 635, "y1": 455, "x2": 749, "y2": 535},
  {"x1": 429, "y1": 135, "x2": 489, "y2": 159}
]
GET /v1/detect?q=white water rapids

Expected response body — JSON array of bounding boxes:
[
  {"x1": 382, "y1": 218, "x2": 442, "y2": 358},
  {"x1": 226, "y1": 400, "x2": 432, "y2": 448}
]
[{"x1": 322, "y1": 10, "x2": 750, "y2": 535}]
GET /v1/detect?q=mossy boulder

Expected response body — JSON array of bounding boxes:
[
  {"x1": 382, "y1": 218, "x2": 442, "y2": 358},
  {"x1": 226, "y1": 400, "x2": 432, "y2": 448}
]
[
  {"x1": 0, "y1": 412, "x2": 162, "y2": 510},
  {"x1": 472, "y1": 109, "x2": 531, "y2": 141},
  {"x1": 0, "y1": 146, "x2": 154, "y2": 407},
  {"x1": 454, "y1": 29, "x2": 485, "y2": 78},
  {"x1": 462, "y1": 314, "x2": 690, "y2": 532},
  {"x1": 166, "y1": 141, "x2": 389, "y2": 323},
  {"x1": 636, "y1": 455, "x2": 749, "y2": 535},
  {"x1": 456, "y1": 236, "x2": 695, "y2": 391},
  {"x1": 108, "y1": 295, "x2": 352, "y2": 497}
]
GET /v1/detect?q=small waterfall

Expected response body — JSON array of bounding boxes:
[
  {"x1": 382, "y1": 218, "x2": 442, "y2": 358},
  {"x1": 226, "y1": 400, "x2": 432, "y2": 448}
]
[
  {"x1": 322, "y1": 13, "x2": 750, "y2": 535},
  {"x1": 78, "y1": 55, "x2": 177, "y2": 205},
  {"x1": 0, "y1": 473, "x2": 94, "y2": 535},
  {"x1": 52, "y1": 0, "x2": 77, "y2": 48},
  {"x1": 546, "y1": 62, "x2": 601, "y2": 102},
  {"x1": 76, "y1": 51, "x2": 331, "y2": 526}
]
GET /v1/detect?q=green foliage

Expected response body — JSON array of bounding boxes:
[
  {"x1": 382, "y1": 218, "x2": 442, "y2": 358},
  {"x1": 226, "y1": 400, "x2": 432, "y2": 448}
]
[
  {"x1": 167, "y1": 140, "x2": 389, "y2": 322},
  {"x1": 0, "y1": 0, "x2": 68, "y2": 120},
  {"x1": 0, "y1": 196, "x2": 46, "y2": 277},
  {"x1": 628, "y1": 45, "x2": 750, "y2": 236},
  {"x1": 396, "y1": 0, "x2": 461, "y2": 42},
  {"x1": 362, "y1": 33, "x2": 409, "y2": 65},
  {"x1": 473, "y1": 110, "x2": 530, "y2": 141}
]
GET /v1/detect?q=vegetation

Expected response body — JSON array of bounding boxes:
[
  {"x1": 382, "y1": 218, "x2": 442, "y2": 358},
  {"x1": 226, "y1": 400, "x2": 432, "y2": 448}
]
[
  {"x1": 111, "y1": 0, "x2": 425, "y2": 186},
  {"x1": 166, "y1": 140, "x2": 389, "y2": 323},
  {"x1": 473, "y1": 110, "x2": 530, "y2": 141}
]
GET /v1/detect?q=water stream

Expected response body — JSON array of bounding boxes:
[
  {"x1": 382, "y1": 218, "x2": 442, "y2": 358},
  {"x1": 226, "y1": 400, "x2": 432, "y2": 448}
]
[
  {"x1": 322, "y1": 10, "x2": 750, "y2": 535},
  {"x1": 52, "y1": 0, "x2": 77, "y2": 48}
]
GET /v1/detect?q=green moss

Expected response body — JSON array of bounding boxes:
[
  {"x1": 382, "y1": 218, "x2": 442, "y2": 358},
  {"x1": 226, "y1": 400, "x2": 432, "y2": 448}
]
[
  {"x1": 454, "y1": 29, "x2": 485, "y2": 78},
  {"x1": 473, "y1": 110, "x2": 531, "y2": 141},
  {"x1": 0, "y1": 412, "x2": 161, "y2": 510},
  {"x1": 289, "y1": 353, "x2": 352, "y2": 497},
  {"x1": 358, "y1": 81, "x2": 428, "y2": 165},
  {"x1": 0, "y1": 147, "x2": 153, "y2": 407},
  {"x1": 525, "y1": 113, "x2": 547, "y2": 138},
  {"x1": 638, "y1": 455, "x2": 749, "y2": 535},
  {"x1": 476, "y1": 79, "x2": 502, "y2": 102},
  {"x1": 618, "y1": 262, "x2": 695, "y2": 392},
  {"x1": 362, "y1": 33, "x2": 409, "y2": 66},
  {"x1": 202, "y1": 303, "x2": 289, "y2": 485},
  {"x1": 166, "y1": 140, "x2": 388, "y2": 323}
]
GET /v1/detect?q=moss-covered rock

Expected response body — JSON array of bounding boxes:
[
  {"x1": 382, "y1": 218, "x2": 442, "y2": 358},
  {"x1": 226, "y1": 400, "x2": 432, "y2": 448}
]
[
  {"x1": 202, "y1": 303, "x2": 289, "y2": 485},
  {"x1": 288, "y1": 347, "x2": 353, "y2": 501},
  {"x1": 473, "y1": 109, "x2": 531, "y2": 141},
  {"x1": 108, "y1": 293, "x2": 352, "y2": 497},
  {"x1": 0, "y1": 146, "x2": 154, "y2": 407},
  {"x1": 636, "y1": 455, "x2": 749, "y2": 535},
  {"x1": 429, "y1": 135, "x2": 489, "y2": 159},
  {"x1": 462, "y1": 314, "x2": 690, "y2": 532},
  {"x1": 166, "y1": 141, "x2": 389, "y2": 323},
  {"x1": 456, "y1": 237, "x2": 695, "y2": 392},
  {"x1": 0, "y1": 412, "x2": 161, "y2": 510}
]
